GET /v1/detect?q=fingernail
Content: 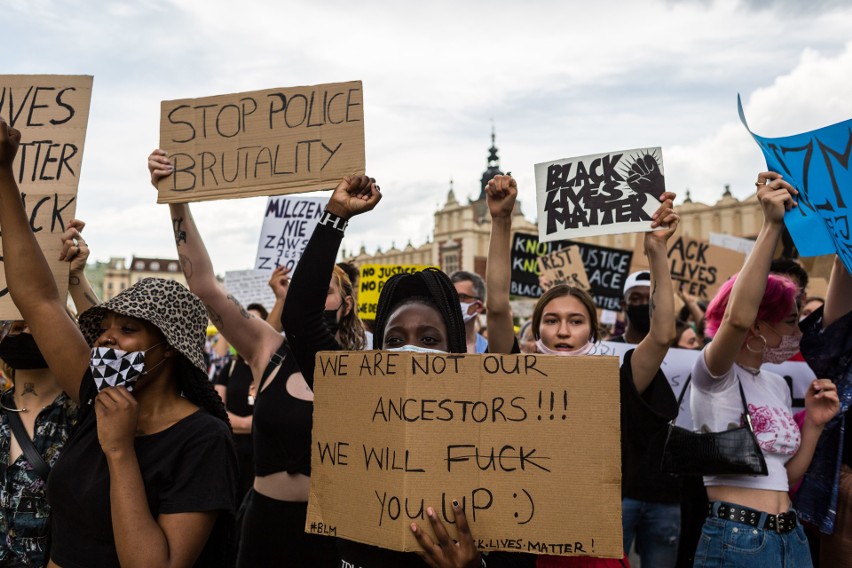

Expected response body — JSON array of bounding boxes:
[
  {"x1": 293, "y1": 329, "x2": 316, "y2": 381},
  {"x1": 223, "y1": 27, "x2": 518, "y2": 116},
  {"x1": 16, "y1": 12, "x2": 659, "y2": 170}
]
[
  {"x1": 410, "y1": 523, "x2": 418, "y2": 532},
  {"x1": 427, "y1": 507, "x2": 434, "y2": 517},
  {"x1": 452, "y1": 500, "x2": 459, "y2": 508}
]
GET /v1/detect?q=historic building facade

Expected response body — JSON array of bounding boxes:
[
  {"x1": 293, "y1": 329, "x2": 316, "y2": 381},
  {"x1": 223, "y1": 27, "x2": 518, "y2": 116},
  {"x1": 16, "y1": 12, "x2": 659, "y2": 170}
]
[{"x1": 342, "y1": 134, "x2": 765, "y2": 280}]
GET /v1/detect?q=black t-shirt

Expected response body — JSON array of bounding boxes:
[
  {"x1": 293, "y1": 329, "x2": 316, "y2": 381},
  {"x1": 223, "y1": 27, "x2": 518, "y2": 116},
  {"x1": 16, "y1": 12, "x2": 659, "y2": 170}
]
[
  {"x1": 619, "y1": 349, "x2": 679, "y2": 503},
  {"x1": 214, "y1": 357, "x2": 254, "y2": 418},
  {"x1": 214, "y1": 357, "x2": 254, "y2": 455},
  {"x1": 47, "y1": 371, "x2": 239, "y2": 568}
]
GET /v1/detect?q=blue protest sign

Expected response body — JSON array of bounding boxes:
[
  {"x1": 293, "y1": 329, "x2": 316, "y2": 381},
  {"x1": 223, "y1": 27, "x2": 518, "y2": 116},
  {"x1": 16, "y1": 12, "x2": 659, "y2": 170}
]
[{"x1": 738, "y1": 95, "x2": 851, "y2": 271}]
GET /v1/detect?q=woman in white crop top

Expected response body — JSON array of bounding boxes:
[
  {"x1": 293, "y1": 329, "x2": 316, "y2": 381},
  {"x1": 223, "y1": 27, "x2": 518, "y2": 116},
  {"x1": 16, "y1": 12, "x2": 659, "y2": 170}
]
[{"x1": 690, "y1": 172, "x2": 839, "y2": 568}]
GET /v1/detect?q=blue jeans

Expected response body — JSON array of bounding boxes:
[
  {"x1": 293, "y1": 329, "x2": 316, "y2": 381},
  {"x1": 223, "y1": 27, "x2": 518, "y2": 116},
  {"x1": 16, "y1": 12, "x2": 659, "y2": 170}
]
[
  {"x1": 622, "y1": 498, "x2": 680, "y2": 568},
  {"x1": 693, "y1": 516, "x2": 812, "y2": 568}
]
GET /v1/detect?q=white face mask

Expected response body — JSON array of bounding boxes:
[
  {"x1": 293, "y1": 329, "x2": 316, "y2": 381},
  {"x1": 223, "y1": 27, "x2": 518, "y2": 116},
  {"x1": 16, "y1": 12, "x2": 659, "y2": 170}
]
[
  {"x1": 535, "y1": 339, "x2": 596, "y2": 356},
  {"x1": 90, "y1": 343, "x2": 165, "y2": 392},
  {"x1": 387, "y1": 345, "x2": 446, "y2": 354},
  {"x1": 459, "y1": 302, "x2": 479, "y2": 324}
]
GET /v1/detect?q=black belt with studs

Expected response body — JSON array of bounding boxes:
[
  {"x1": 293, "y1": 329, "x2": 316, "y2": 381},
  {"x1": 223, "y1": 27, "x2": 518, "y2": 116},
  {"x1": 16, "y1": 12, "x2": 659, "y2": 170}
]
[{"x1": 709, "y1": 502, "x2": 798, "y2": 534}]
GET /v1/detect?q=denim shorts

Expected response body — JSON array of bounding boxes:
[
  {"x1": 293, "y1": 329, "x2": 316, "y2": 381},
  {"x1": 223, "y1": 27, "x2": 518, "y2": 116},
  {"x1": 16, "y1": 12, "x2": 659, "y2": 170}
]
[{"x1": 693, "y1": 516, "x2": 812, "y2": 568}]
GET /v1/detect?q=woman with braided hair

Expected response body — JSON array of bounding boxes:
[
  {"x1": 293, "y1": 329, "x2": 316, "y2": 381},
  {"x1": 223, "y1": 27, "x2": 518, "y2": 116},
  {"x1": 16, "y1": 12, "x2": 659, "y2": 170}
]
[
  {"x1": 283, "y1": 176, "x2": 536, "y2": 568},
  {"x1": 0, "y1": 120, "x2": 239, "y2": 568}
]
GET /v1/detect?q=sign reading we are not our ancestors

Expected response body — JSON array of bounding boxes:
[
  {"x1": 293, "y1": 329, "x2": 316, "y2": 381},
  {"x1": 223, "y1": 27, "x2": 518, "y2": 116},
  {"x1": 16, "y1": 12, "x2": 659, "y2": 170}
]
[
  {"x1": 157, "y1": 81, "x2": 365, "y2": 203},
  {"x1": 0, "y1": 75, "x2": 93, "y2": 319},
  {"x1": 536, "y1": 148, "x2": 665, "y2": 242},
  {"x1": 307, "y1": 351, "x2": 624, "y2": 558}
]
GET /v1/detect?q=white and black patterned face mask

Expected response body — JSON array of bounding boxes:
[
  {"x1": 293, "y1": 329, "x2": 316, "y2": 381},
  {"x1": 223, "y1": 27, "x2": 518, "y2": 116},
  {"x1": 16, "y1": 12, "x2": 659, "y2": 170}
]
[{"x1": 90, "y1": 343, "x2": 164, "y2": 392}]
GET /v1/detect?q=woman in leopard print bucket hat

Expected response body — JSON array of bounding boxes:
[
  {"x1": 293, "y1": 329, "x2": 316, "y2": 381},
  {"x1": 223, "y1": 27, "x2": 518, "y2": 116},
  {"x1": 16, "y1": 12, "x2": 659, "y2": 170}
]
[{"x1": 0, "y1": 119, "x2": 238, "y2": 568}]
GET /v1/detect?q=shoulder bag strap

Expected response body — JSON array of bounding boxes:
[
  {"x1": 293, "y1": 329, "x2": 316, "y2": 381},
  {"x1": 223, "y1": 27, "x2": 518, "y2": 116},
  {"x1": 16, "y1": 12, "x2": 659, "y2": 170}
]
[
  {"x1": 737, "y1": 378, "x2": 756, "y2": 432},
  {"x1": 4, "y1": 395, "x2": 51, "y2": 482},
  {"x1": 669, "y1": 374, "x2": 692, "y2": 426},
  {"x1": 259, "y1": 343, "x2": 288, "y2": 391}
]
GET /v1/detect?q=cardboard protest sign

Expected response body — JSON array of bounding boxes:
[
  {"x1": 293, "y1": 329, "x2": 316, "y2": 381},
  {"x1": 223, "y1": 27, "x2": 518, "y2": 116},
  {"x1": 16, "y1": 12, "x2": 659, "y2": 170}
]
[
  {"x1": 0, "y1": 75, "x2": 93, "y2": 319},
  {"x1": 739, "y1": 95, "x2": 852, "y2": 274},
  {"x1": 255, "y1": 195, "x2": 327, "y2": 270},
  {"x1": 223, "y1": 269, "x2": 277, "y2": 312},
  {"x1": 537, "y1": 246, "x2": 590, "y2": 291},
  {"x1": 596, "y1": 341, "x2": 815, "y2": 427},
  {"x1": 631, "y1": 235, "x2": 745, "y2": 301},
  {"x1": 307, "y1": 351, "x2": 623, "y2": 557},
  {"x1": 511, "y1": 233, "x2": 632, "y2": 310},
  {"x1": 158, "y1": 81, "x2": 365, "y2": 203},
  {"x1": 709, "y1": 232, "x2": 755, "y2": 257},
  {"x1": 358, "y1": 264, "x2": 436, "y2": 320},
  {"x1": 535, "y1": 148, "x2": 665, "y2": 242}
]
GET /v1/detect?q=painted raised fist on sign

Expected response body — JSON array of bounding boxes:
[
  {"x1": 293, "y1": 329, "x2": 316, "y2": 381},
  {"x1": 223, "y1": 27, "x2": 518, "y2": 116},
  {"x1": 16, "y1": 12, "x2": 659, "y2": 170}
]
[{"x1": 625, "y1": 152, "x2": 665, "y2": 197}]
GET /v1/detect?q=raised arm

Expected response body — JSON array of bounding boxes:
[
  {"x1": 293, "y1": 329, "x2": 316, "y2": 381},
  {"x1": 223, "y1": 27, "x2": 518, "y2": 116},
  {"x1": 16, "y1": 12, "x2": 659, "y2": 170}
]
[
  {"x1": 630, "y1": 192, "x2": 679, "y2": 394},
  {"x1": 703, "y1": 172, "x2": 796, "y2": 376},
  {"x1": 266, "y1": 265, "x2": 290, "y2": 333},
  {"x1": 59, "y1": 219, "x2": 102, "y2": 313},
  {"x1": 823, "y1": 256, "x2": 852, "y2": 328},
  {"x1": 282, "y1": 175, "x2": 379, "y2": 381},
  {"x1": 484, "y1": 174, "x2": 517, "y2": 355},
  {"x1": 0, "y1": 119, "x2": 89, "y2": 400},
  {"x1": 148, "y1": 150, "x2": 283, "y2": 373},
  {"x1": 786, "y1": 378, "x2": 840, "y2": 484}
]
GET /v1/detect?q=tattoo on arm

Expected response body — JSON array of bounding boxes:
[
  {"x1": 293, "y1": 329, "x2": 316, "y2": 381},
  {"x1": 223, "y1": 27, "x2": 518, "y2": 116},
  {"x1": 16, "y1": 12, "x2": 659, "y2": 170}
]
[
  {"x1": 69, "y1": 275, "x2": 81, "y2": 286},
  {"x1": 227, "y1": 295, "x2": 253, "y2": 319},
  {"x1": 649, "y1": 282, "x2": 657, "y2": 320},
  {"x1": 84, "y1": 291, "x2": 101, "y2": 306},
  {"x1": 172, "y1": 217, "x2": 187, "y2": 246},
  {"x1": 206, "y1": 304, "x2": 224, "y2": 328},
  {"x1": 178, "y1": 254, "x2": 193, "y2": 279}
]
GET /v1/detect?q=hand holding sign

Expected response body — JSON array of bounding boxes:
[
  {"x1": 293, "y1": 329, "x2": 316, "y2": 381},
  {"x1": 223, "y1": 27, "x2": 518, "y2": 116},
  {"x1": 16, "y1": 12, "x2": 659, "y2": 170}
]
[
  {"x1": 148, "y1": 148, "x2": 174, "y2": 188},
  {"x1": 485, "y1": 174, "x2": 517, "y2": 218},
  {"x1": 645, "y1": 192, "x2": 679, "y2": 253},
  {"x1": 326, "y1": 175, "x2": 381, "y2": 220},
  {"x1": 0, "y1": 118, "x2": 20, "y2": 166},
  {"x1": 412, "y1": 503, "x2": 482, "y2": 568},
  {"x1": 756, "y1": 172, "x2": 798, "y2": 225}
]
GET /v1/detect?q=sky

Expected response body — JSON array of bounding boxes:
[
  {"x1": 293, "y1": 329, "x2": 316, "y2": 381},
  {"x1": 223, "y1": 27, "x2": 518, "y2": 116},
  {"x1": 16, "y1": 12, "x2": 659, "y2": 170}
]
[{"x1": 7, "y1": 0, "x2": 852, "y2": 274}]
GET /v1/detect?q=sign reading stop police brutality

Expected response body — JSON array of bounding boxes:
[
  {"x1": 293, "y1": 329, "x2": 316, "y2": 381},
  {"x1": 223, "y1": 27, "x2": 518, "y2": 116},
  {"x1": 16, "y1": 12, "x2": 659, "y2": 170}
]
[
  {"x1": 307, "y1": 351, "x2": 623, "y2": 557},
  {"x1": 157, "y1": 81, "x2": 365, "y2": 203},
  {"x1": 535, "y1": 147, "x2": 665, "y2": 242},
  {"x1": 0, "y1": 75, "x2": 93, "y2": 319}
]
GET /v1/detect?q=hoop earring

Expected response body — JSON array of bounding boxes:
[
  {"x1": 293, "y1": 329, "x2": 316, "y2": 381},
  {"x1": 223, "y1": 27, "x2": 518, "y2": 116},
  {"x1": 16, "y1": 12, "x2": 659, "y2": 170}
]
[{"x1": 746, "y1": 334, "x2": 767, "y2": 353}]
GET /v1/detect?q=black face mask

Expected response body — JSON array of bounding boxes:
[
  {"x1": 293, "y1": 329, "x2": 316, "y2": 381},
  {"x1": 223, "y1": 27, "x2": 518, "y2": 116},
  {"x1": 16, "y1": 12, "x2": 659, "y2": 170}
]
[
  {"x1": 0, "y1": 333, "x2": 49, "y2": 370},
  {"x1": 323, "y1": 309, "x2": 341, "y2": 335},
  {"x1": 626, "y1": 304, "x2": 651, "y2": 335}
]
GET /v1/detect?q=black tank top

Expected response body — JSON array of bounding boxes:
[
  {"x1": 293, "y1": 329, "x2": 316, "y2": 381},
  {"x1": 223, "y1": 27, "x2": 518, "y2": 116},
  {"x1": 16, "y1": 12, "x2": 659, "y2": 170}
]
[{"x1": 252, "y1": 344, "x2": 313, "y2": 476}]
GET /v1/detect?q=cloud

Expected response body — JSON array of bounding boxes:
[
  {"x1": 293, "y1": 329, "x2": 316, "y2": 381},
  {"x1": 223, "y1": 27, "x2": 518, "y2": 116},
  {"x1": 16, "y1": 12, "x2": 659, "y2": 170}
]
[
  {"x1": 6, "y1": 0, "x2": 852, "y2": 272},
  {"x1": 667, "y1": 41, "x2": 852, "y2": 206}
]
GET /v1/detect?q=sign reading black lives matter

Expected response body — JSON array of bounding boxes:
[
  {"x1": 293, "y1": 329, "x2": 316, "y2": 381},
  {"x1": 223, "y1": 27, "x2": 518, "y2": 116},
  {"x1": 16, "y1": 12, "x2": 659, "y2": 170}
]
[
  {"x1": 535, "y1": 148, "x2": 665, "y2": 242},
  {"x1": 0, "y1": 75, "x2": 93, "y2": 319},
  {"x1": 158, "y1": 81, "x2": 365, "y2": 203},
  {"x1": 510, "y1": 233, "x2": 632, "y2": 310}
]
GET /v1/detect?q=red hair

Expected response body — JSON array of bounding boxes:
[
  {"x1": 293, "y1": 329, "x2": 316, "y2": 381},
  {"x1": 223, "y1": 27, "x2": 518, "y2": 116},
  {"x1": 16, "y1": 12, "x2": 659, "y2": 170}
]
[{"x1": 704, "y1": 273, "x2": 798, "y2": 338}]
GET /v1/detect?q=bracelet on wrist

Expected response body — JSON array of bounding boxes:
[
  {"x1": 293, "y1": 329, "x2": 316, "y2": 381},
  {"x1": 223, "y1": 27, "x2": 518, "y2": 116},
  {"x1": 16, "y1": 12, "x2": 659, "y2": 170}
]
[{"x1": 319, "y1": 210, "x2": 349, "y2": 233}]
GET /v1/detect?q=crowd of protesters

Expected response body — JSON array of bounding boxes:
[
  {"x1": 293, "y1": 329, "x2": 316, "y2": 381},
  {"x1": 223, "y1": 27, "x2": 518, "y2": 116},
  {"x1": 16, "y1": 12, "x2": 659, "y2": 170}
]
[{"x1": 0, "y1": 115, "x2": 848, "y2": 568}]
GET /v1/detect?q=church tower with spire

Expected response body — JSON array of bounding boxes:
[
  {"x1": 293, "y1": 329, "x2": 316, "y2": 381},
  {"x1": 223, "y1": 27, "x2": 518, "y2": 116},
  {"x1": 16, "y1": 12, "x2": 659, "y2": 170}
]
[{"x1": 341, "y1": 129, "x2": 536, "y2": 280}]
